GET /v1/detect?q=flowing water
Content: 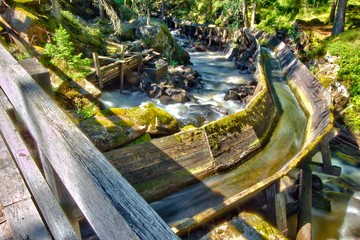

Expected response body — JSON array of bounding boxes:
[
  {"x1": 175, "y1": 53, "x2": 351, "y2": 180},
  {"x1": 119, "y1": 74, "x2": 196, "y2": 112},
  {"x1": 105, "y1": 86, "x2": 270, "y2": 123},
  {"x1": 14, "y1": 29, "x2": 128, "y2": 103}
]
[
  {"x1": 151, "y1": 48, "x2": 308, "y2": 224},
  {"x1": 99, "y1": 52, "x2": 252, "y2": 127},
  {"x1": 100, "y1": 38, "x2": 360, "y2": 238}
]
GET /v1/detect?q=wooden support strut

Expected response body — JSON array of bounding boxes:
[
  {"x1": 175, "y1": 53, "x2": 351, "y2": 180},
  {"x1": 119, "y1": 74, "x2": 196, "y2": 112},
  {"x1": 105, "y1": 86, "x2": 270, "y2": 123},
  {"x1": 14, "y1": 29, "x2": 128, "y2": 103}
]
[
  {"x1": 92, "y1": 52, "x2": 103, "y2": 89},
  {"x1": 265, "y1": 180, "x2": 288, "y2": 235},
  {"x1": 296, "y1": 168, "x2": 312, "y2": 240},
  {"x1": 119, "y1": 45, "x2": 125, "y2": 93}
]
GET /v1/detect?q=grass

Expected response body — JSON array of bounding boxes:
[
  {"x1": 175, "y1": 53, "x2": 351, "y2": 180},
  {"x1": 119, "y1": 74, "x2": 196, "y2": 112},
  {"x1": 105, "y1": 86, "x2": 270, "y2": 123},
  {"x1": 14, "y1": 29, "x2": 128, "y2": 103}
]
[{"x1": 322, "y1": 28, "x2": 360, "y2": 133}]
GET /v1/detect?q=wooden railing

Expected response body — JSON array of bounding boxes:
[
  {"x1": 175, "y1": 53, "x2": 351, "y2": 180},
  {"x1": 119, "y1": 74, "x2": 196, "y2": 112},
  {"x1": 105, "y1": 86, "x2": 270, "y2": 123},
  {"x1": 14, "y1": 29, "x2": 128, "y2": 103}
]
[{"x1": 0, "y1": 43, "x2": 178, "y2": 239}]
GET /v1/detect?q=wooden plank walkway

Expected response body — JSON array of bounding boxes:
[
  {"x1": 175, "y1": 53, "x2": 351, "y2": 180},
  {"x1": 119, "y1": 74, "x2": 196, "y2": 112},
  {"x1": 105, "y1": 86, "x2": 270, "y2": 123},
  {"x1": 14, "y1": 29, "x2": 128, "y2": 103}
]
[{"x1": 0, "y1": 135, "x2": 51, "y2": 239}]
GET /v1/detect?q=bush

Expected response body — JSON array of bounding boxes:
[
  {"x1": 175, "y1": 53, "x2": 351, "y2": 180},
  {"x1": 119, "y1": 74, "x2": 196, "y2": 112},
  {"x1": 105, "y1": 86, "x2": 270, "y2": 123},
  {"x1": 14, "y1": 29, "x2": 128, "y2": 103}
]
[{"x1": 44, "y1": 25, "x2": 91, "y2": 79}]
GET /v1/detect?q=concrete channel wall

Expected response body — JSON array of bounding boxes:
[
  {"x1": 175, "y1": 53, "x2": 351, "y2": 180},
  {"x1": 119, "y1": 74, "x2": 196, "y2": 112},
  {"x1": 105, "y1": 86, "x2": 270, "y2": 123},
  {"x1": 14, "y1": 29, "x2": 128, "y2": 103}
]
[{"x1": 105, "y1": 40, "x2": 280, "y2": 202}]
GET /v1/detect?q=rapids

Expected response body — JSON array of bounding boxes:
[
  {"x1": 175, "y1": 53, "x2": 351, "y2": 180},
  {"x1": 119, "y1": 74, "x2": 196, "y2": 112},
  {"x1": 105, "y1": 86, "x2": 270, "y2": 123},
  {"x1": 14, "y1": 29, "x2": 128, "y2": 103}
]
[{"x1": 99, "y1": 51, "x2": 252, "y2": 127}]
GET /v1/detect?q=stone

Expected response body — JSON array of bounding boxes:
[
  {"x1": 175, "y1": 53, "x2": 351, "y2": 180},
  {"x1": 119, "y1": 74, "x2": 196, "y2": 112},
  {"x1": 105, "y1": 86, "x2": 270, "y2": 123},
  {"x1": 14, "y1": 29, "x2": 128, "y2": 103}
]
[
  {"x1": 125, "y1": 71, "x2": 141, "y2": 85},
  {"x1": 78, "y1": 103, "x2": 179, "y2": 151},
  {"x1": 135, "y1": 19, "x2": 190, "y2": 64},
  {"x1": 224, "y1": 42, "x2": 239, "y2": 61},
  {"x1": 194, "y1": 44, "x2": 207, "y2": 52},
  {"x1": 224, "y1": 89, "x2": 241, "y2": 101}
]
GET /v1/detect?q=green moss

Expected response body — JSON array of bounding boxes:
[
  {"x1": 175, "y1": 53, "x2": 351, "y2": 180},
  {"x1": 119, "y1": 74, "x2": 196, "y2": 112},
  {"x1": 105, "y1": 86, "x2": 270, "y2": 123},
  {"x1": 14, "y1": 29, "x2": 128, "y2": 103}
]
[
  {"x1": 181, "y1": 125, "x2": 197, "y2": 131},
  {"x1": 94, "y1": 103, "x2": 179, "y2": 131},
  {"x1": 125, "y1": 133, "x2": 152, "y2": 147},
  {"x1": 174, "y1": 128, "x2": 204, "y2": 144}
]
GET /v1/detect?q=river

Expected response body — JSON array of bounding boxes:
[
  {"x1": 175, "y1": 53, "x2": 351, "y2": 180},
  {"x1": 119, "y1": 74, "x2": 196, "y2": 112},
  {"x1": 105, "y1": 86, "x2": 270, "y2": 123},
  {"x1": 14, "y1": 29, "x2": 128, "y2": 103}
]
[{"x1": 99, "y1": 51, "x2": 252, "y2": 127}]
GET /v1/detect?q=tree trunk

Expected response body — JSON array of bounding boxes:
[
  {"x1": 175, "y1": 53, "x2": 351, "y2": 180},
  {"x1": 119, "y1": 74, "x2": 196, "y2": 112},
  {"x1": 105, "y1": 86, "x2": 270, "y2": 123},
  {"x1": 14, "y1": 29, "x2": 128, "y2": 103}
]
[
  {"x1": 242, "y1": 0, "x2": 250, "y2": 28},
  {"x1": 329, "y1": 0, "x2": 338, "y2": 23},
  {"x1": 251, "y1": 0, "x2": 257, "y2": 28},
  {"x1": 332, "y1": 0, "x2": 347, "y2": 36},
  {"x1": 160, "y1": 0, "x2": 165, "y2": 22},
  {"x1": 50, "y1": 0, "x2": 61, "y2": 20},
  {"x1": 99, "y1": 0, "x2": 104, "y2": 20}
]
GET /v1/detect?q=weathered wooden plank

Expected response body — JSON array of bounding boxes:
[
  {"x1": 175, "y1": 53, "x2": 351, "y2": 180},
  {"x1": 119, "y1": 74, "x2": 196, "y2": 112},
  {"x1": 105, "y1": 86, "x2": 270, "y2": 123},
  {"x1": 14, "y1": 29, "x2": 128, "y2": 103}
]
[
  {"x1": 0, "y1": 43, "x2": 177, "y2": 239},
  {"x1": 0, "y1": 133, "x2": 51, "y2": 239},
  {"x1": 105, "y1": 130, "x2": 214, "y2": 201},
  {"x1": 3, "y1": 199, "x2": 51, "y2": 240},
  {"x1": 297, "y1": 169, "x2": 312, "y2": 239},
  {"x1": 0, "y1": 93, "x2": 79, "y2": 240},
  {"x1": 92, "y1": 52, "x2": 103, "y2": 89},
  {"x1": 0, "y1": 137, "x2": 30, "y2": 207},
  {"x1": 0, "y1": 221, "x2": 13, "y2": 240}
]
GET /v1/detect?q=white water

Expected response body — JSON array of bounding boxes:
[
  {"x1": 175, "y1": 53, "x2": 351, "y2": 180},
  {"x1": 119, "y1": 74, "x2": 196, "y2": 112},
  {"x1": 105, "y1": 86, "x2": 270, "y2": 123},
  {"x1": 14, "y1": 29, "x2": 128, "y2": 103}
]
[{"x1": 99, "y1": 51, "x2": 252, "y2": 127}]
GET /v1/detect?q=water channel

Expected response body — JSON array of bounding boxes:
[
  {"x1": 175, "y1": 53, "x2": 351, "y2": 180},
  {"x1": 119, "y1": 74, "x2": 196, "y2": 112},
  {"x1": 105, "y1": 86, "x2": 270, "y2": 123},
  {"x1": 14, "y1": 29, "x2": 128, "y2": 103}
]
[
  {"x1": 150, "y1": 47, "x2": 307, "y2": 225},
  {"x1": 99, "y1": 41, "x2": 360, "y2": 238}
]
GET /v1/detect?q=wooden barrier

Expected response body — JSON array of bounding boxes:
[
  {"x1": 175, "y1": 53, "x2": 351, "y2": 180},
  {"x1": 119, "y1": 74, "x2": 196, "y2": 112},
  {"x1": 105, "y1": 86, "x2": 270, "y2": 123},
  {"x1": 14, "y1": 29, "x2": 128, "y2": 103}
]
[
  {"x1": 0, "y1": 43, "x2": 178, "y2": 239},
  {"x1": 87, "y1": 53, "x2": 142, "y2": 88}
]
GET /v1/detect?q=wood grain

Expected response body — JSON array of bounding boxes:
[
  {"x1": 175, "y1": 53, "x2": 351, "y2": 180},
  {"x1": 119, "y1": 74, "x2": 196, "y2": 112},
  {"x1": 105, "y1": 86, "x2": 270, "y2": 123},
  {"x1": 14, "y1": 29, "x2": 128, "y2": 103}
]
[
  {"x1": 0, "y1": 43, "x2": 178, "y2": 239},
  {"x1": 0, "y1": 93, "x2": 79, "y2": 240},
  {"x1": 3, "y1": 199, "x2": 51, "y2": 240}
]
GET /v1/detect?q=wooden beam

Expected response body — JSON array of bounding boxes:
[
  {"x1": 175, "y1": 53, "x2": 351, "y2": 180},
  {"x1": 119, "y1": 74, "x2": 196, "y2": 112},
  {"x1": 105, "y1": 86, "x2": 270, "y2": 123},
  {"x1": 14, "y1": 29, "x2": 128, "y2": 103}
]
[
  {"x1": 120, "y1": 45, "x2": 125, "y2": 93},
  {"x1": 3, "y1": 199, "x2": 52, "y2": 240},
  {"x1": 92, "y1": 52, "x2": 103, "y2": 89},
  {"x1": 0, "y1": 137, "x2": 51, "y2": 240},
  {"x1": 297, "y1": 169, "x2": 312, "y2": 240},
  {"x1": 0, "y1": 91, "x2": 79, "y2": 240},
  {"x1": 320, "y1": 141, "x2": 333, "y2": 174},
  {"x1": 0, "y1": 43, "x2": 178, "y2": 239},
  {"x1": 265, "y1": 181, "x2": 287, "y2": 234}
]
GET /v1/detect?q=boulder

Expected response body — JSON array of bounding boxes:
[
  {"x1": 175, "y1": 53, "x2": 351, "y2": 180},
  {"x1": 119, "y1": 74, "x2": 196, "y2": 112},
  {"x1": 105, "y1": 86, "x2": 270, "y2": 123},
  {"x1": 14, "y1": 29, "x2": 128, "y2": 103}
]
[
  {"x1": 224, "y1": 42, "x2": 239, "y2": 61},
  {"x1": 194, "y1": 43, "x2": 207, "y2": 52},
  {"x1": 79, "y1": 103, "x2": 179, "y2": 151},
  {"x1": 135, "y1": 19, "x2": 190, "y2": 64},
  {"x1": 125, "y1": 71, "x2": 141, "y2": 85}
]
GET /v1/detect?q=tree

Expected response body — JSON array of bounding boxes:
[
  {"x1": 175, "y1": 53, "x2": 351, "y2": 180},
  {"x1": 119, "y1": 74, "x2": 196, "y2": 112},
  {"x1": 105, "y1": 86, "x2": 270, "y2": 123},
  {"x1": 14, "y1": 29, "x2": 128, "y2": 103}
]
[
  {"x1": 242, "y1": 0, "x2": 250, "y2": 28},
  {"x1": 50, "y1": 0, "x2": 61, "y2": 20},
  {"x1": 251, "y1": 0, "x2": 257, "y2": 27},
  {"x1": 332, "y1": 0, "x2": 347, "y2": 36},
  {"x1": 160, "y1": 0, "x2": 165, "y2": 22},
  {"x1": 329, "y1": 0, "x2": 338, "y2": 23}
]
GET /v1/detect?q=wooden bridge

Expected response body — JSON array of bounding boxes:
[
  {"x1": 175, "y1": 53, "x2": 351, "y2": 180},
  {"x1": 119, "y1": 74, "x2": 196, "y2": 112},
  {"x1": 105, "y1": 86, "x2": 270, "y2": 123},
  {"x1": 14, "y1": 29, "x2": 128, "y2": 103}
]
[{"x1": 0, "y1": 28, "x2": 338, "y2": 239}]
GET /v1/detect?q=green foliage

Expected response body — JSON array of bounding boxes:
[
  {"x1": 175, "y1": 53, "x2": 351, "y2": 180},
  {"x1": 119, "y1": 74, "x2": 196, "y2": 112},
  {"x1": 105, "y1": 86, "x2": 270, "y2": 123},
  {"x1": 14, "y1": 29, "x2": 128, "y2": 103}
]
[
  {"x1": 326, "y1": 28, "x2": 360, "y2": 96},
  {"x1": 77, "y1": 102, "x2": 98, "y2": 120},
  {"x1": 345, "y1": 96, "x2": 360, "y2": 132},
  {"x1": 323, "y1": 28, "x2": 360, "y2": 132},
  {"x1": 44, "y1": 25, "x2": 91, "y2": 79}
]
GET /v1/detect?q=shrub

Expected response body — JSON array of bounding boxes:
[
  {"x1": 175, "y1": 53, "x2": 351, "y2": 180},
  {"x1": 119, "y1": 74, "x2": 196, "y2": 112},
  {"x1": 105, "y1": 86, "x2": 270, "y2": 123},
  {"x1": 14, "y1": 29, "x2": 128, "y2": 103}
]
[{"x1": 44, "y1": 25, "x2": 91, "y2": 79}]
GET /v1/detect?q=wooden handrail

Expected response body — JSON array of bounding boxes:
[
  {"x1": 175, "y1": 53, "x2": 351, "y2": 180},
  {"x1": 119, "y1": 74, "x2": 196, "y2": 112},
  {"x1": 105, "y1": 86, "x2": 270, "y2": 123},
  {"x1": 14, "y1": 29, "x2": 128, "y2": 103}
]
[{"x1": 0, "y1": 43, "x2": 178, "y2": 239}]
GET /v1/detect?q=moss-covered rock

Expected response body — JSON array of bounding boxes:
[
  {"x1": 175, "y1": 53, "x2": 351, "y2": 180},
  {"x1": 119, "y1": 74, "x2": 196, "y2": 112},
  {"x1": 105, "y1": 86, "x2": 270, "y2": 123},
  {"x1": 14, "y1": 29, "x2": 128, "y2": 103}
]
[
  {"x1": 135, "y1": 19, "x2": 190, "y2": 64},
  {"x1": 79, "y1": 103, "x2": 179, "y2": 151}
]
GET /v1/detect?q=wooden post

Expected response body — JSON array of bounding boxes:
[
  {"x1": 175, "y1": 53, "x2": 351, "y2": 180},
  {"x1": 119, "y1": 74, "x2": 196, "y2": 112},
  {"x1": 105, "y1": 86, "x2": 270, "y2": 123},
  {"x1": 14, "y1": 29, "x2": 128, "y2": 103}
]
[
  {"x1": 137, "y1": 54, "x2": 143, "y2": 73},
  {"x1": 320, "y1": 141, "x2": 333, "y2": 174},
  {"x1": 208, "y1": 28, "x2": 212, "y2": 47},
  {"x1": 297, "y1": 169, "x2": 312, "y2": 240},
  {"x1": 119, "y1": 45, "x2": 125, "y2": 93},
  {"x1": 92, "y1": 52, "x2": 103, "y2": 89},
  {"x1": 266, "y1": 181, "x2": 288, "y2": 235}
]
